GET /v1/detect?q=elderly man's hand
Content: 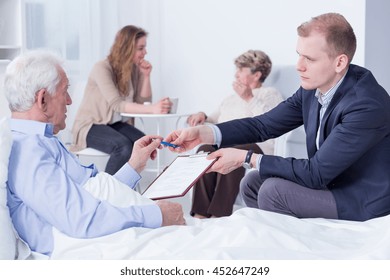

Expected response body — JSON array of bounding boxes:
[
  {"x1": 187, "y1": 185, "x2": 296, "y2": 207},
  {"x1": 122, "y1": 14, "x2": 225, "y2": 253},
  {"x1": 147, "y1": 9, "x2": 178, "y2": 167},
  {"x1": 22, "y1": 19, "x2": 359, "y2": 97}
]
[
  {"x1": 128, "y1": 135, "x2": 162, "y2": 173},
  {"x1": 157, "y1": 200, "x2": 186, "y2": 226}
]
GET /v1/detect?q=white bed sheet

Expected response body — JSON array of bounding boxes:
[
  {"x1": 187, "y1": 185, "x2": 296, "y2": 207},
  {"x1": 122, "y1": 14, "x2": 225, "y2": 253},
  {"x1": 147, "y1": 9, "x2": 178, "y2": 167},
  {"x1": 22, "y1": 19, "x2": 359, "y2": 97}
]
[
  {"x1": 16, "y1": 172, "x2": 387, "y2": 260},
  {"x1": 50, "y1": 208, "x2": 390, "y2": 260}
]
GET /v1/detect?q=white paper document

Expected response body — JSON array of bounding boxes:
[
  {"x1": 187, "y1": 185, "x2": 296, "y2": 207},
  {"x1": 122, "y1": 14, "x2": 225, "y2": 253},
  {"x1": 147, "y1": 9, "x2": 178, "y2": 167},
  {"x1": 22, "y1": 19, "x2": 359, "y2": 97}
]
[{"x1": 142, "y1": 154, "x2": 216, "y2": 200}]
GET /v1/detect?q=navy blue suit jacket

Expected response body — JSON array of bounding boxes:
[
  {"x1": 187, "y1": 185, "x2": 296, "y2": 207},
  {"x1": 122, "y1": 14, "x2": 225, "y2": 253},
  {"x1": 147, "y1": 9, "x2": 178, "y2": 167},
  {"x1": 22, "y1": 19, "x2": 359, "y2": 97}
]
[{"x1": 217, "y1": 64, "x2": 390, "y2": 221}]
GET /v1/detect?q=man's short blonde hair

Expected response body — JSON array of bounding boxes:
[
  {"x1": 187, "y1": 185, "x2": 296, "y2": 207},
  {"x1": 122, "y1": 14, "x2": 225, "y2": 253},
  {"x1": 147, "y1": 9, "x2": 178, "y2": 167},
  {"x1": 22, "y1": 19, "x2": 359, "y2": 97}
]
[{"x1": 297, "y1": 13, "x2": 357, "y2": 63}]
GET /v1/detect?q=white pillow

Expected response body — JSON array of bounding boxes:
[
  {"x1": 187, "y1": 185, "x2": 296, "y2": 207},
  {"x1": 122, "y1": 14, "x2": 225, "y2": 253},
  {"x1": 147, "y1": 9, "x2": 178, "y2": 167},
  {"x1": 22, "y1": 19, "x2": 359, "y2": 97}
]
[
  {"x1": 0, "y1": 117, "x2": 31, "y2": 259},
  {"x1": 0, "y1": 117, "x2": 17, "y2": 259}
]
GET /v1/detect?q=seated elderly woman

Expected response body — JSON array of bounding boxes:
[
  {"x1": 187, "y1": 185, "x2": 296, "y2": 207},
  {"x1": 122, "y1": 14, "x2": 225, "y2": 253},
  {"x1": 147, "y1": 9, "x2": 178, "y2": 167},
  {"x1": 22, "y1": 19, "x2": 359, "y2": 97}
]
[{"x1": 186, "y1": 50, "x2": 283, "y2": 218}]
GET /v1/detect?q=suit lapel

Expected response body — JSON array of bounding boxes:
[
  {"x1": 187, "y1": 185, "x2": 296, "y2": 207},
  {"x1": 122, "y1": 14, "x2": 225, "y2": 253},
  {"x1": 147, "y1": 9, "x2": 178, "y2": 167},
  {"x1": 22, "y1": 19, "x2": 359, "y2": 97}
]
[
  {"x1": 318, "y1": 90, "x2": 343, "y2": 146},
  {"x1": 318, "y1": 70, "x2": 354, "y2": 146}
]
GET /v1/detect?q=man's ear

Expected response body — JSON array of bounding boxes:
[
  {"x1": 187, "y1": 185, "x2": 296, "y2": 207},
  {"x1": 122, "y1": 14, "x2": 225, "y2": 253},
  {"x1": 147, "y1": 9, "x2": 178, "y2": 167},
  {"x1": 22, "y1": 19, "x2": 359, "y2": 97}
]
[
  {"x1": 255, "y1": 71, "x2": 262, "y2": 82},
  {"x1": 35, "y1": 89, "x2": 48, "y2": 112},
  {"x1": 335, "y1": 54, "x2": 349, "y2": 73}
]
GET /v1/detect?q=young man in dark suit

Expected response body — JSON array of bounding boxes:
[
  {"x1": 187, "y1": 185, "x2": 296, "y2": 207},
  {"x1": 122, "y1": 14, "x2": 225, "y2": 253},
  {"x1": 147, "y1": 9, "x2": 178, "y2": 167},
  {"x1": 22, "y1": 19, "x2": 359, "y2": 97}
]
[{"x1": 165, "y1": 13, "x2": 390, "y2": 222}]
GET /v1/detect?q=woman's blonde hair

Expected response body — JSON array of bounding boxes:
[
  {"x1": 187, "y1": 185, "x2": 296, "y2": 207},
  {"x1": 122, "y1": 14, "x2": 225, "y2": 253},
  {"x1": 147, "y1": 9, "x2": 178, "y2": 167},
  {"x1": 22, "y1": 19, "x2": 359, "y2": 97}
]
[
  {"x1": 108, "y1": 25, "x2": 147, "y2": 96},
  {"x1": 234, "y1": 50, "x2": 272, "y2": 83}
]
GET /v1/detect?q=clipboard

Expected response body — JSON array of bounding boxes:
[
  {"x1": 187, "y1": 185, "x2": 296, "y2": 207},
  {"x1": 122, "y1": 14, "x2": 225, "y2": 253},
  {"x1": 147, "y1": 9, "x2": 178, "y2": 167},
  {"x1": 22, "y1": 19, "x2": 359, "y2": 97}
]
[{"x1": 142, "y1": 153, "x2": 217, "y2": 200}]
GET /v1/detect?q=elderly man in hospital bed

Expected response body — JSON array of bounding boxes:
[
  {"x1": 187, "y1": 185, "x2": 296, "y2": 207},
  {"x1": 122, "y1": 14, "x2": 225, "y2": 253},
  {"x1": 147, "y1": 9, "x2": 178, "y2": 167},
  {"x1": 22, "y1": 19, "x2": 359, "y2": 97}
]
[{"x1": 3, "y1": 50, "x2": 185, "y2": 257}]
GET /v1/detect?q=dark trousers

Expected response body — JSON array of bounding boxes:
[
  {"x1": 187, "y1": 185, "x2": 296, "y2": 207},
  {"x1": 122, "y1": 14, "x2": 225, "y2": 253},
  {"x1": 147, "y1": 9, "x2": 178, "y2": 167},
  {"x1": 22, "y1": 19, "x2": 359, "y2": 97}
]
[
  {"x1": 86, "y1": 122, "x2": 145, "y2": 175},
  {"x1": 240, "y1": 170, "x2": 339, "y2": 219},
  {"x1": 191, "y1": 143, "x2": 263, "y2": 217}
]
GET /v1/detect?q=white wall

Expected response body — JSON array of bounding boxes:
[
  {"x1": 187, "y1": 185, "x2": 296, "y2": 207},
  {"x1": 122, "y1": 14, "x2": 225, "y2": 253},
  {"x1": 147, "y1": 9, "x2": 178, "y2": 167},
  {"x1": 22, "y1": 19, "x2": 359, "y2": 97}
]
[
  {"x1": 365, "y1": 0, "x2": 390, "y2": 94},
  {"x1": 0, "y1": 61, "x2": 11, "y2": 118}
]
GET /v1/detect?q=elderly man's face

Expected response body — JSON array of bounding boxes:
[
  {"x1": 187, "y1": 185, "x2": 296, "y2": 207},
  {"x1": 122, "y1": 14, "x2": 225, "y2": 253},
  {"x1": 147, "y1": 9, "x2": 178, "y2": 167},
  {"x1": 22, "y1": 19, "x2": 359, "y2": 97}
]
[{"x1": 44, "y1": 68, "x2": 72, "y2": 134}]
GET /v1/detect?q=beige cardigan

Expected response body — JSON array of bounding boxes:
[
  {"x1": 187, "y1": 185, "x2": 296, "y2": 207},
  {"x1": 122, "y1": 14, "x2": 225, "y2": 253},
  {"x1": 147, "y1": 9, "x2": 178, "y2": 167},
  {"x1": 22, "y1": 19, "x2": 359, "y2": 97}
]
[
  {"x1": 71, "y1": 59, "x2": 151, "y2": 151},
  {"x1": 206, "y1": 87, "x2": 283, "y2": 155}
]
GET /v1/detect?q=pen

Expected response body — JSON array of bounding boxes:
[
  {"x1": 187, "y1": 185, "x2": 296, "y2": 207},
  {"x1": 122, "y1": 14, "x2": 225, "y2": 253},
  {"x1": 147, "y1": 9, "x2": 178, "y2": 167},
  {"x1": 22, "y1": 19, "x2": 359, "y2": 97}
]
[{"x1": 160, "y1": 141, "x2": 179, "y2": 148}]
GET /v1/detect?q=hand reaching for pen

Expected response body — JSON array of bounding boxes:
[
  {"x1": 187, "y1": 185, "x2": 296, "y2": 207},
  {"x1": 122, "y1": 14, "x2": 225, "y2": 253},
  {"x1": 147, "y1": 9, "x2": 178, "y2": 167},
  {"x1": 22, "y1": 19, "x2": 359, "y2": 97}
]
[{"x1": 128, "y1": 135, "x2": 163, "y2": 173}]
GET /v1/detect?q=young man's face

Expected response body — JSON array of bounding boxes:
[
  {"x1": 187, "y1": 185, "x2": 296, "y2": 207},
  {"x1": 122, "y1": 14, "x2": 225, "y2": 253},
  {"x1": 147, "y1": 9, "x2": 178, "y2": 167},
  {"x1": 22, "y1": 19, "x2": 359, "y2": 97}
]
[{"x1": 296, "y1": 32, "x2": 341, "y2": 93}]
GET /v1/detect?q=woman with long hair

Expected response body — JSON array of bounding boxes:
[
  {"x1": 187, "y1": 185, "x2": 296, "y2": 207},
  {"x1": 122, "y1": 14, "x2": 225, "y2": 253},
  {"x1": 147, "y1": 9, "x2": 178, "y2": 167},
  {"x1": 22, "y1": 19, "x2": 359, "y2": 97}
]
[{"x1": 72, "y1": 25, "x2": 172, "y2": 174}]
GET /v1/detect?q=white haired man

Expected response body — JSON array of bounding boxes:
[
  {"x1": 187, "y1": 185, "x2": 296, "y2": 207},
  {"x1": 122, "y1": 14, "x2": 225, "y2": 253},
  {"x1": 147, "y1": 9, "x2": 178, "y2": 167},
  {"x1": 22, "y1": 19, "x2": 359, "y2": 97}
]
[{"x1": 4, "y1": 50, "x2": 185, "y2": 256}]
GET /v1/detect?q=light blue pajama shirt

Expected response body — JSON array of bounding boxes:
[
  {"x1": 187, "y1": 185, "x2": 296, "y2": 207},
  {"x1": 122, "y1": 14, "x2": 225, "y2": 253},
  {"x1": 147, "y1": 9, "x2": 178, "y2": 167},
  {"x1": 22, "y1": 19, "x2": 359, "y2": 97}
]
[{"x1": 7, "y1": 119, "x2": 161, "y2": 256}]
